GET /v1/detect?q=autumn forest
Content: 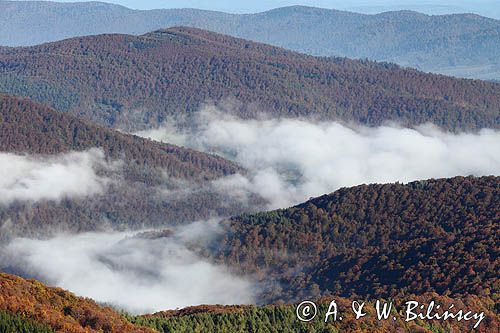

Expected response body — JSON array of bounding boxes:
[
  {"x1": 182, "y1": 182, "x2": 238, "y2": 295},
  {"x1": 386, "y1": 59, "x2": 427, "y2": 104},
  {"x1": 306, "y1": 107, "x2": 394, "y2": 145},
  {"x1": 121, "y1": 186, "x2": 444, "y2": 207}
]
[{"x1": 0, "y1": 1, "x2": 498, "y2": 332}]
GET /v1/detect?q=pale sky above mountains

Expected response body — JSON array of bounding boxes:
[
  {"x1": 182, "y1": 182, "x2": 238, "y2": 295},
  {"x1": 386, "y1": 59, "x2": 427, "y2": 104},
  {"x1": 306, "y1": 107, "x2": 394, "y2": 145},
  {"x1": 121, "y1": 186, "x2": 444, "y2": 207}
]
[{"x1": 8, "y1": 0, "x2": 500, "y2": 18}]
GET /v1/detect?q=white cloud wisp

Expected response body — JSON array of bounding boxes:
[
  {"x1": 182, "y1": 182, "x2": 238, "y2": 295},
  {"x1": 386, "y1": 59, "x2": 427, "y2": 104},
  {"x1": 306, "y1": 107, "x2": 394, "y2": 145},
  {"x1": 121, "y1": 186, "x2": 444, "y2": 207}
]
[
  {"x1": 1, "y1": 221, "x2": 254, "y2": 314},
  {"x1": 137, "y1": 109, "x2": 500, "y2": 208},
  {"x1": 0, "y1": 149, "x2": 112, "y2": 205}
]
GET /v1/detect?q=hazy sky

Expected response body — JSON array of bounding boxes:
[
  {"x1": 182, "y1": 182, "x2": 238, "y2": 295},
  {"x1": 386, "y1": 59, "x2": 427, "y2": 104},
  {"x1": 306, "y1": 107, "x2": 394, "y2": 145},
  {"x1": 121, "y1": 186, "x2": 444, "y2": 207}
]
[{"x1": 12, "y1": 0, "x2": 500, "y2": 16}]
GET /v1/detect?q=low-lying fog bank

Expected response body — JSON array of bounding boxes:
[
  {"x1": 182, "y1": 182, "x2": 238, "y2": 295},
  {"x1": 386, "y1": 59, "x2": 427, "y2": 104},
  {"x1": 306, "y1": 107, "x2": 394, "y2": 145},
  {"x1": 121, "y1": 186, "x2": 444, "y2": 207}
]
[
  {"x1": 0, "y1": 222, "x2": 254, "y2": 314},
  {"x1": 137, "y1": 108, "x2": 500, "y2": 208},
  {"x1": 1, "y1": 108, "x2": 499, "y2": 313}
]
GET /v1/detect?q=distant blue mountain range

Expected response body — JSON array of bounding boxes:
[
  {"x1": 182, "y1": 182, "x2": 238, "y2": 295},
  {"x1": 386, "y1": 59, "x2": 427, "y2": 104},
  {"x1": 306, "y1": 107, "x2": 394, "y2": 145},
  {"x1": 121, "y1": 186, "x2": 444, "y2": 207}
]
[{"x1": 1, "y1": 1, "x2": 499, "y2": 80}]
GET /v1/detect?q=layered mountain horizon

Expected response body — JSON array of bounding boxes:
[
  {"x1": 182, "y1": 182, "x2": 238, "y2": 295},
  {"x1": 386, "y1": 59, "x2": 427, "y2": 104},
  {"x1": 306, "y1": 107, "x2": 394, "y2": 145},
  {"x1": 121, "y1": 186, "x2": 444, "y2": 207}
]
[
  {"x1": 1, "y1": 1, "x2": 499, "y2": 80},
  {"x1": 1, "y1": 26, "x2": 499, "y2": 132},
  {"x1": 0, "y1": 3, "x2": 498, "y2": 332}
]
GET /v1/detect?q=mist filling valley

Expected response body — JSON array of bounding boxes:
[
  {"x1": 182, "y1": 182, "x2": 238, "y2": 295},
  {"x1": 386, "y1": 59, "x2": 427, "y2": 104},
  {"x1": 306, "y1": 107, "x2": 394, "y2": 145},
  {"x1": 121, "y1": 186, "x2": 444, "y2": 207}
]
[
  {"x1": 1, "y1": 109, "x2": 499, "y2": 313},
  {"x1": 1, "y1": 223, "x2": 254, "y2": 314},
  {"x1": 137, "y1": 108, "x2": 500, "y2": 209}
]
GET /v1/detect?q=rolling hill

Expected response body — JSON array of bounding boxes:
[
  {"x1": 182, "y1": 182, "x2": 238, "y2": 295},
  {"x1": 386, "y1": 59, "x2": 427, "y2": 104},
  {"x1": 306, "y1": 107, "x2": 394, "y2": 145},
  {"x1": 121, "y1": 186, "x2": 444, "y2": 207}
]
[
  {"x1": 211, "y1": 176, "x2": 499, "y2": 303},
  {"x1": 0, "y1": 94, "x2": 256, "y2": 237},
  {"x1": 0, "y1": 27, "x2": 499, "y2": 132},
  {"x1": 230, "y1": 7, "x2": 500, "y2": 80},
  {"x1": 1, "y1": 4, "x2": 498, "y2": 332},
  {"x1": 0, "y1": 93, "x2": 241, "y2": 181},
  {"x1": 1, "y1": 2, "x2": 499, "y2": 79},
  {"x1": 131, "y1": 295, "x2": 499, "y2": 333},
  {"x1": 0, "y1": 273, "x2": 154, "y2": 333},
  {"x1": 0, "y1": 174, "x2": 498, "y2": 331},
  {"x1": 0, "y1": 273, "x2": 498, "y2": 333}
]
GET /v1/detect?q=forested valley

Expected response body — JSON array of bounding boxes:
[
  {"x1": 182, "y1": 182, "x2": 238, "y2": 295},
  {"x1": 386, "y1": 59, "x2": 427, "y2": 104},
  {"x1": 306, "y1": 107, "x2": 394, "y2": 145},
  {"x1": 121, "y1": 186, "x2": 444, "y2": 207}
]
[{"x1": 0, "y1": 8, "x2": 498, "y2": 333}]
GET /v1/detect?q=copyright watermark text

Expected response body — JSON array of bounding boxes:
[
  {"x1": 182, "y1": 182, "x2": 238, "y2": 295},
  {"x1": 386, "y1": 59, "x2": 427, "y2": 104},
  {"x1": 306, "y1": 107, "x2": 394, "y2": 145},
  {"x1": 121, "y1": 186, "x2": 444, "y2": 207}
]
[{"x1": 295, "y1": 299, "x2": 485, "y2": 329}]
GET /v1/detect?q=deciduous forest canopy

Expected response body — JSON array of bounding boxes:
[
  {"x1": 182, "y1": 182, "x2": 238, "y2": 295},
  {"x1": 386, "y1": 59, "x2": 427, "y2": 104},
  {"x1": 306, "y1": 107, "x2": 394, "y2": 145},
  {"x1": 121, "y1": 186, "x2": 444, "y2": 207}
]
[
  {"x1": 0, "y1": 4, "x2": 498, "y2": 332},
  {"x1": 1, "y1": 2, "x2": 499, "y2": 79},
  {"x1": 213, "y1": 176, "x2": 499, "y2": 303},
  {"x1": 0, "y1": 93, "x2": 258, "y2": 236},
  {"x1": 0, "y1": 27, "x2": 499, "y2": 131}
]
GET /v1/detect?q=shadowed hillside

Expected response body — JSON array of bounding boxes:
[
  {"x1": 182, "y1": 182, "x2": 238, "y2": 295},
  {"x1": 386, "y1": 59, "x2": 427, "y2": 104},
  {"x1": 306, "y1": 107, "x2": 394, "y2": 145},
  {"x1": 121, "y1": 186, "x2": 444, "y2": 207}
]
[
  {"x1": 0, "y1": 94, "x2": 258, "y2": 236},
  {"x1": 0, "y1": 93, "x2": 241, "y2": 181}
]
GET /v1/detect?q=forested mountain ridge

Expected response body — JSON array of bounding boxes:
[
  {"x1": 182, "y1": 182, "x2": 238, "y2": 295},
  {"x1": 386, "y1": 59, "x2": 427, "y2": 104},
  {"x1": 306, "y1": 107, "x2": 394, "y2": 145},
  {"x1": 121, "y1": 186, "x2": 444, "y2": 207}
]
[
  {"x1": 211, "y1": 176, "x2": 500, "y2": 303},
  {"x1": 131, "y1": 295, "x2": 499, "y2": 332},
  {"x1": 0, "y1": 273, "x2": 497, "y2": 333},
  {"x1": 0, "y1": 175, "x2": 498, "y2": 331},
  {"x1": 234, "y1": 7, "x2": 500, "y2": 80},
  {"x1": 0, "y1": 93, "x2": 254, "y2": 236},
  {"x1": 0, "y1": 273, "x2": 155, "y2": 333},
  {"x1": 1, "y1": 2, "x2": 499, "y2": 79},
  {"x1": 0, "y1": 27, "x2": 499, "y2": 131},
  {"x1": 0, "y1": 93, "x2": 241, "y2": 181}
]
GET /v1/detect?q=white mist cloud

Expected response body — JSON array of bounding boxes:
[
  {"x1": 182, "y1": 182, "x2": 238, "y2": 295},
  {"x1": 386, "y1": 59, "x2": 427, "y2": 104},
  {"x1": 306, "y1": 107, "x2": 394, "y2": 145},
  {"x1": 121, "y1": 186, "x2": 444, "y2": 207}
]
[
  {"x1": 3, "y1": 109, "x2": 498, "y2": 314},
  {"x1": 0, "y1": 149, "x2": 112, "y2": 205},
  {"x1": 137, "y1": 109, "x2": 500, "y2": 208},
  {"x1": 1, "y1": 221, "x2": 254, "y2": 314}
]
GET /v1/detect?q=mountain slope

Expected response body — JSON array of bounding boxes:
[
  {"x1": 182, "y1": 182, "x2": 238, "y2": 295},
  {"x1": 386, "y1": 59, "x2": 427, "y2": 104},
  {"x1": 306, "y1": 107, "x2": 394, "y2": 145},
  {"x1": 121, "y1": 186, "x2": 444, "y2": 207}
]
[
  {"x1": 131, "y1": 296, "x2": 499, "y2": 332},
  {"x1": 211, "y1": 176, "x2": 499, "y2": 303},
  {"x1": 1, "y1": 273, "x2": 497, "y2": 333},
  {"x1": 0, "y1": 93, "x2": 241, "y2": 181},
  {"x1": 0, "y1": 94, "x2": 241, "y2": 180},
  {"x1": 0, "y1": 273, "x2": 154, "y2": 333},
  {"x1": 0, "y1": 310, "x2": 53, "y2": 333},
  {"x1": 0, "y1": 27, "x2": 499, "y2": 131},
  {"x1": 1, "y1": 2, "x2": 499, "y2": 79},
  {"x1": 234, "y1": 7, "x2": 500, "y2": 80},
  {"x1": 0, "y1": 94, "x2": 254, "y2": 236}
]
